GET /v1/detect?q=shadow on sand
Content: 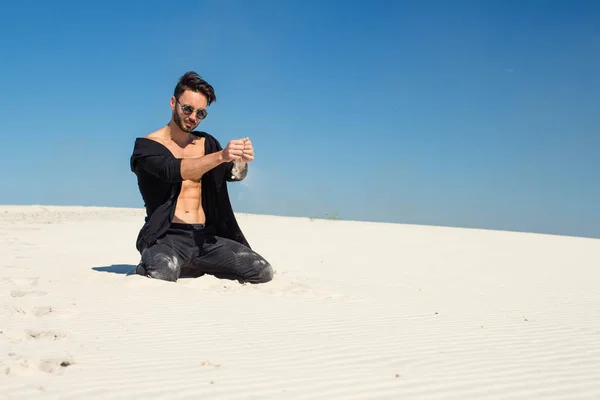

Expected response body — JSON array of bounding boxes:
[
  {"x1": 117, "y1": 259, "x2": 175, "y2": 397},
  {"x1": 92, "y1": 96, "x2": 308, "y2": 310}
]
[
  {"x1": 91, "y1": 264, "x2": 207, "y2": 279},
  {"x1": 92, "y1": 264, "x2": 136, "y2": 275}
]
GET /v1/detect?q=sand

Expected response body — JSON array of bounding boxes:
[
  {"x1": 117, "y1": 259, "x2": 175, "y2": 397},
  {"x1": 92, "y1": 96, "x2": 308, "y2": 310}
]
[{"x1": 1, "y1": 205, "x2": 599, "y2": 399}]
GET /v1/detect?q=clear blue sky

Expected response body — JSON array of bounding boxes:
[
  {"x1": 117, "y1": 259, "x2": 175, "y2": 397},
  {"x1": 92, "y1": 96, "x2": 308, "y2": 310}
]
[{"x1": 1, "y1": 0, "x2": 598, "y2": 238}]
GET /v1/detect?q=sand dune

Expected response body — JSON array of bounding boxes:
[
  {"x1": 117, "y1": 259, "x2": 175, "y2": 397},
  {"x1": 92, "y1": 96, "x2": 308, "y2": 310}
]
[{"x1": 1, "y1": 205, "x2": 600, "y2": 399}]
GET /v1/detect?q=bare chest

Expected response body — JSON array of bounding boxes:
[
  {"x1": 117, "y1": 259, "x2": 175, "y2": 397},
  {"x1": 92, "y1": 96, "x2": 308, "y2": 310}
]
[{"x1": 164, "y1": 137, "x2": 206, "y2": 159}]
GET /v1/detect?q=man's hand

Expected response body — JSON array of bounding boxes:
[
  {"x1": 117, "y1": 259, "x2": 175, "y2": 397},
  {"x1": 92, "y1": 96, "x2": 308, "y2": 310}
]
[
  {"x1": 222, "y1": 139, "x2": 245, "y2": 162},
  {"x1": 241, "y1": 137, "x2": 254, "y2": 162}
]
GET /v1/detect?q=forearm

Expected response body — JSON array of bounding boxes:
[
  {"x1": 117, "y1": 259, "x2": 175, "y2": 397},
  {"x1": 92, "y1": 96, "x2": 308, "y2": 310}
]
[{"x1": 180, "y1": 151, "x2": 225, "y2": 181}]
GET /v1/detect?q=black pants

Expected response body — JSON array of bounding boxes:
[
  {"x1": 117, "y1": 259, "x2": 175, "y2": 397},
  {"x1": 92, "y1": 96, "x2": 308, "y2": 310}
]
[{"x1": 132, "y1": 223, "x2": 273, "y2": 283}]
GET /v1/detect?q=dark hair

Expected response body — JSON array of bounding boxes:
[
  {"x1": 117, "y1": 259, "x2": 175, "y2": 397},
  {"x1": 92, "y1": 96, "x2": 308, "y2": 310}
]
[{"x1": 173, "y1": 71, "x2": 217, "y2": 105}]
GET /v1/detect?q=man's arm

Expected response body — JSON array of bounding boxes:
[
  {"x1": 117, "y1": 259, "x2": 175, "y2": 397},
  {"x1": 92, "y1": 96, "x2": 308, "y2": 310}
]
[
  {"x1": 180, "y1": 151, "x2": 225, "y2": 181},
  {"x1": 133, "y1": 151, "x2": 225, "y2": 183},
  {"x1": 132, "y1": 153, "x2": 183, "y2": 183},
  {"x1": 176, "y1": 138, "x2": 247, "y2": 182}
]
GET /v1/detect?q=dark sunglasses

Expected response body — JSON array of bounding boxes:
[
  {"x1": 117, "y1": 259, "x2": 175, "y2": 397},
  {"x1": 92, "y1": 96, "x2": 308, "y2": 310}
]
[{"x1": 176, "y1": 98, "x2": 208, "y2": 120}]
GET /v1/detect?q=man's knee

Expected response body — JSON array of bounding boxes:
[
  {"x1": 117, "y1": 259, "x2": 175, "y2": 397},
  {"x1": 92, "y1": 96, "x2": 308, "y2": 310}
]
[
  {"x1": 256, "y1": 263, "x2": 274, "y2": 283},
  {"x1": 248, "y1": 258, "x2": 273, "y2": 284},
  {"x1": 147, "y1": 266, "x2": 179, "y2": 282},
  {"x1": 137, "y1": 246, "x2": 181, "y2": 282}
]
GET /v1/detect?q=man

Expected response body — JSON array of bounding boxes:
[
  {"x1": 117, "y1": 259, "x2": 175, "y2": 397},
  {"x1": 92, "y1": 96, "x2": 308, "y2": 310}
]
[{"x1": 129, "y1": 71, "x2": 273, "y2": 284}]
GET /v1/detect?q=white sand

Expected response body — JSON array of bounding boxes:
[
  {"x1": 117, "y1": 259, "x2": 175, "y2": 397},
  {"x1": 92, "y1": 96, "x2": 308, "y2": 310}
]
[{"x1": 1, "y1": 205, "x2": 600, "y2": 399}]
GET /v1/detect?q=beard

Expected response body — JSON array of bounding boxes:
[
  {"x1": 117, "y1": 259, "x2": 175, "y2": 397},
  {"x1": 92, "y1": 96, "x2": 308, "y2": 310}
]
[{"x1": 173, "y1": 109, "x2": 198, "y2": 133}]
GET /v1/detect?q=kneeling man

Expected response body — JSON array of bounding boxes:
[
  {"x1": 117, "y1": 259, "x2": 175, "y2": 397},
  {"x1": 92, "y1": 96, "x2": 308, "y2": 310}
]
[{"x1": 129, "y1": 71, "x2": 273, "y2": 284}]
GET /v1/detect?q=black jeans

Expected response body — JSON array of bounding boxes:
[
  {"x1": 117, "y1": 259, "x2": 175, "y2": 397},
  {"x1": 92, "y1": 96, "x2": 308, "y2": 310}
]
[{"x1": 132, "y1": 223, "x2": 273, "y2": 283}]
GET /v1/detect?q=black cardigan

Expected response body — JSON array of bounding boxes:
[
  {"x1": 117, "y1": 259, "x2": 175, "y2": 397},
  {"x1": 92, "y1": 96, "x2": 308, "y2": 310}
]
[{"x1": 130, "y1": 130, "x2": 249, "y2": 253}]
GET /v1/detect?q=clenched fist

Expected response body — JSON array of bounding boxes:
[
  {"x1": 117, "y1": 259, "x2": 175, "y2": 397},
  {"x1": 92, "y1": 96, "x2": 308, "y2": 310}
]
[
  {"x1": 222, "y1": 139, "x2": 245, "y2": 162},
  {"x1": 241, "y1": 137, "x2": 254, "y2": 163}
]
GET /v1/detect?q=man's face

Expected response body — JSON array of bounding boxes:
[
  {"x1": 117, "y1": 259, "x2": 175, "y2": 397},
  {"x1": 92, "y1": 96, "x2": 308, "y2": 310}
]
[{"x1": 171, "y1": 90, "x2": 208, "y2": 133}]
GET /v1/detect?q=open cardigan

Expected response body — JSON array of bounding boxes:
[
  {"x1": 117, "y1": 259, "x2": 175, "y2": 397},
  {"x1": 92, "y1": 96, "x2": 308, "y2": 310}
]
[{"x1": 129, "y1": 131, "x2": 249, "y2": 254}]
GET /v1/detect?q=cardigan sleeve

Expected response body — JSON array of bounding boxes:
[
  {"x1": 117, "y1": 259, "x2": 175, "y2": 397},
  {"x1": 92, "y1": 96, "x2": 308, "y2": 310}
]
[
  {"x1": 226, "y1": 160, "x2": 248, "y2": 181},
  {"x1": 130, "y1": 138, "x2": 183, "y2": 183}
]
